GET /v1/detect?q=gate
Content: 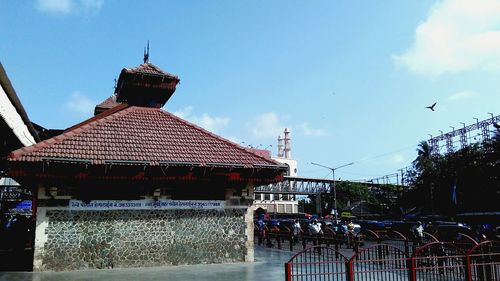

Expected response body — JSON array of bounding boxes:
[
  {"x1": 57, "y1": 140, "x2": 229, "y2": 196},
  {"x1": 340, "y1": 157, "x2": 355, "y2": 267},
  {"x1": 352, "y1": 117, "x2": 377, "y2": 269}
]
[
  {"x1": 285, "y1": 246, "x2": 348, "y2": 281},
  {"x1": 467, "y1": 241, "x2": 500, "y2": 281},
  {"x1": 350, "y1": 244, "x2": 410, "y2": 280},
  {"x1": 412, "y1": 242, "x2": 467, "y2": 280},
  {"x1": 284, "y1": 240, "x2": 500, "y2": 281}
]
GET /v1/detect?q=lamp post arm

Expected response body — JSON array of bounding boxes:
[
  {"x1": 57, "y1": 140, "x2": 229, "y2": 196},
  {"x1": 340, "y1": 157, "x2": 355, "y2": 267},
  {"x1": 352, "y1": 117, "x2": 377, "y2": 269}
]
[
  {"x1": 311, "y1": 162, "x2": 334, "y2": 171},
  {"x1": 334, "y1": 162, "x2": 354, "y2": 171},
  {"x1": 310, "y1": 161, "x2": 354, "y2": 223}
]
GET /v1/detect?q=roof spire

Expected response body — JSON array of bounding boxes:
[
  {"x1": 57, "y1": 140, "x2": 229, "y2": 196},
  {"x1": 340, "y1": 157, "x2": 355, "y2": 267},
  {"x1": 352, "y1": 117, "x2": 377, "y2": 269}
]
[{"x1": 143, "y1": 40, "x2": 150, "y2": 63}]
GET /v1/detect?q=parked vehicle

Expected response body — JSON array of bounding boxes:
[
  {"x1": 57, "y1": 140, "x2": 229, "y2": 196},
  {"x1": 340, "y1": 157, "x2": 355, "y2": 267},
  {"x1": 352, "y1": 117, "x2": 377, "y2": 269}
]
[{"x1": 429, "y1": 223, "x2": 475, "y2": 241}]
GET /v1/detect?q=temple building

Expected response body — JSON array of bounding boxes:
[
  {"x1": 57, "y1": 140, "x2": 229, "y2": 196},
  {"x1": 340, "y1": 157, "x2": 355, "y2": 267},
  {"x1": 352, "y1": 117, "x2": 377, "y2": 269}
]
[{"x1": 5, "y1": 58, "x2": 286, "y2": 271}]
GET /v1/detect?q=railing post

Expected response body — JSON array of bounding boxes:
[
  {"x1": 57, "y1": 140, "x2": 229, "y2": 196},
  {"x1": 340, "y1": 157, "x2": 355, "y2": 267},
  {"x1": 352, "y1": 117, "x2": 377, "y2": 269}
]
[
  {"x1": 265, "y1": 229, "x2": 273, "y2": 247},
  {"x1": 377, "y1": 240, "x2": 383, "y2": 264},
  {"x1": 353, "y1": 236, "x2": 359, "y2": 254},
  {"x1": 346, "y1": 260, "x2": 354, "y2": 281},
  {"x1": 465, "y1": 254, "x2": 472, "y2": 281},
  {"x1": 404, "y1": 239, "x2": 409, "y2": 256},
  {"x1": 285, "y1": 262, "x2": 292, "y2": 281},
  {"x1": 408, "y1": 256, "x2": 417, "y2": 281}
]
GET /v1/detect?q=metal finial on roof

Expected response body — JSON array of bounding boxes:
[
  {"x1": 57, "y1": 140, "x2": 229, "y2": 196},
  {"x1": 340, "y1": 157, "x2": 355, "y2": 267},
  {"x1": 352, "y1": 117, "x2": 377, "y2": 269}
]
[{"x1": 143, "y1": 40, "x2": 150, "y2": 63}]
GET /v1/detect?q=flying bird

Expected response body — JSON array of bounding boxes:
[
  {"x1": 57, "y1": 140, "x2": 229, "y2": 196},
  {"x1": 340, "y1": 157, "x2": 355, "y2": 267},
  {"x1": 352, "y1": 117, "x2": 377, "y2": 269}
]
[{"x1": 426, "y1": 102, "x2": 437, "y2": 111}]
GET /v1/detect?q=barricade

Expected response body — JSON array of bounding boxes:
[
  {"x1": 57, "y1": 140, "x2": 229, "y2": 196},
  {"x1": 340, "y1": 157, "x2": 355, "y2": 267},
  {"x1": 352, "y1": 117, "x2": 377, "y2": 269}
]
[
  {"x1": 285, "y1": 246, "x2": 349, "y2": 281},
  {"x1": 467, "y1": 241, "x2": 500, "y2": 281},
  {"x1": 412, "y1": 242, "x2": 467, "y2": 280},
  {"x1": 353, "y1": 229, "x2": 439, "y2": 257},
  {"x1": 284, "y1": 241, "x2": 499, "y2": 281},
  {"x1": 350, "y1": 244, "x2": 410, "y2": 281},
  {"x1": 269, "y1": 225, "x2": 295, "y2": 251},
  {"x1": 436, "y1": 232, "x2": 479, "y2": 253},
  {"x1": 353, "y1": 229, "x2": 378, "y2": 253},
  {"x1": 256, "y1": 222, "x2": 362, "y2": 253},
  {"x1": 372, "y1": 230, "x2": 411, "y2": 256}
]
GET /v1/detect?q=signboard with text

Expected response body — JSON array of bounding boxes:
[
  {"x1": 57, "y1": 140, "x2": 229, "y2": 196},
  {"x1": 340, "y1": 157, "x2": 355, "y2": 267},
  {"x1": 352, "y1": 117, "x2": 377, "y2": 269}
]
[{"x1": 69, "y1": 199, "x2": 225, "y2": 210}]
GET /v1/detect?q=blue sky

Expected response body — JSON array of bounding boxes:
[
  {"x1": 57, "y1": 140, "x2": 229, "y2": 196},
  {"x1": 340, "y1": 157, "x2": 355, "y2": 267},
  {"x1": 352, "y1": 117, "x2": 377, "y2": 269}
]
[{"x1": 1, "y1": 0, "x2": 500, "y2": 182}]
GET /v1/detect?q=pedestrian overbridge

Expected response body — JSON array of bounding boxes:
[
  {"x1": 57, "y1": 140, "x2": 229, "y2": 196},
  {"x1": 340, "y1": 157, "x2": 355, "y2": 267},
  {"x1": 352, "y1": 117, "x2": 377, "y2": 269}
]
[
  {"x1": 253, "y1": 176, "x2": 401, "y2": 215},
  {"x1": 254, "y1": 176, "x2": 335, "y2": 195}
]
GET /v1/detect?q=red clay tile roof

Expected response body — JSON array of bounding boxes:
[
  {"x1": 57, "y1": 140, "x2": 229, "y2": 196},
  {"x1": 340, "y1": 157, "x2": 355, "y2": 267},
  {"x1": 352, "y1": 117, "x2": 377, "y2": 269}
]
[
  {"x1": 124, "y1": 63, "x2": 179, "y2": 80},
  {"x1": 8, "y1": 106, "x2": 282, "y2": 168},
  {"x1": 96, "y1": 95, "x2": 120, "y2": 109},
  {"x1": 94, "y1": 95, "x2": 121, "y2": 115}
]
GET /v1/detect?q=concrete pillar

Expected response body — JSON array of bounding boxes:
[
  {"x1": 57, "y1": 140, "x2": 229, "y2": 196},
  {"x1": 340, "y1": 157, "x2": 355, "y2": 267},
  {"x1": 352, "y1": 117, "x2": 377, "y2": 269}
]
[
  {"x1": 33, "y1": 207, "x2": 48, "y2": 271},
  {"x1": 244, "y1": 205, "x2": 255, "y2": 262}
]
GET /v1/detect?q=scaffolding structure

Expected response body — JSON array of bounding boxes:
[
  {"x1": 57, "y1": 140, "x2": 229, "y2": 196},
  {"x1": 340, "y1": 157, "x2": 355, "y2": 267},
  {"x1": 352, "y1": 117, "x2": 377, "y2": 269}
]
[
  {"x1": 427, "y1": 114, "x2": 500, "y2": 155},
  {"x1": 366, "y1": 114, "x2": 500, "y2": 187}
]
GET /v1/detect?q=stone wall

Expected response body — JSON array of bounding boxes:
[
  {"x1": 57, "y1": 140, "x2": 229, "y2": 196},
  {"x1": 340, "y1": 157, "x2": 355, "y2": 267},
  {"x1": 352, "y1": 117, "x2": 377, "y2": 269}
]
[{"x1": 33, "y1": 207, "x2": 251, "y2": 271}]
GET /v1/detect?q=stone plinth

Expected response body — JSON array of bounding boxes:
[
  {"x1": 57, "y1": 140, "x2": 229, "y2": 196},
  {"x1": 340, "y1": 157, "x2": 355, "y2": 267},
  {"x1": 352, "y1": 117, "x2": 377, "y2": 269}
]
[{"x1": 33, "y1": 207, "x2": 252, "y2": 271}]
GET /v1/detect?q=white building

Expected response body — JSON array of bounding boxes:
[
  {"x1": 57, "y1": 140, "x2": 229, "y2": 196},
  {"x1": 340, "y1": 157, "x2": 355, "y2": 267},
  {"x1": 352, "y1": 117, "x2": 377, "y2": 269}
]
[{"x1": 253, "y1": 128, "x2": 299, "y2": 214}]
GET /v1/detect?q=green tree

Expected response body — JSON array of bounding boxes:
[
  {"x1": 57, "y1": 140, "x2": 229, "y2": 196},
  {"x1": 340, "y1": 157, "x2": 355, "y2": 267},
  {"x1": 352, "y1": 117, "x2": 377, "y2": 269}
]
[{"x1": 402, "y1": 133, "x2": 500, "y2": 216}]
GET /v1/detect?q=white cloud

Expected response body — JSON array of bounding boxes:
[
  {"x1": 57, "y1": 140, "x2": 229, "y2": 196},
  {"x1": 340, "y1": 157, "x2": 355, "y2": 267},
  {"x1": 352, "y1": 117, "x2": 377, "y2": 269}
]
[
  {"x1": 389, "y1": 154, "x2": 406, "y2": 165},
  {"x1": 194, "y1": 114, "x2": 229, "y2": 133},
  {"x1": 173, "y1": 106, "x2": 229, "y2": 133},
  {"x1": 36, "y1": 0, "x2": 74, "y2": 15},
  {"x1": 80, "y1": 0, "x2": 103, "y2": 14},
  {"x1": 393, "y1": 0, "x2": 500, "y2": 76},
  {"x1": 63, "y1": 91, "x2": 95, "y2": 116},
  {"x1": 226, "y1": 136, "x2": 240, "y2": 143},
  {"x1": 246, "y1": 112, "x2": 285, "y2": 138},
  {"x1": 35, "y1": 0, "x2": 103, "y2": 15},
  {"x1": 172, "y1": 106, "x2": 193, "y2": 119},
  {"x1": 298, "y1": 123, "x2": 327, "y2": 137},
  {"x1": 448, "y1": 90, "x2": 477, "y2": 101}
]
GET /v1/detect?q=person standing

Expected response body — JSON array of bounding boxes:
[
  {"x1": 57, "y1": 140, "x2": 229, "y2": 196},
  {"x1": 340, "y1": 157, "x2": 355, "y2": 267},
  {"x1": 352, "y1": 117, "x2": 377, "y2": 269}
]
[
  {"x1": 413, "y1": 221, "x2": 424, "y2": 244},
  {"x1": 308, "y1": 219, "x2": 323, "y2": 246},
  {"x1": 257, "y1": 218, "x2": 265, "y2": 245},
  {"x1": 292, "y1": 220, "x2": 302, "y2": 244}
]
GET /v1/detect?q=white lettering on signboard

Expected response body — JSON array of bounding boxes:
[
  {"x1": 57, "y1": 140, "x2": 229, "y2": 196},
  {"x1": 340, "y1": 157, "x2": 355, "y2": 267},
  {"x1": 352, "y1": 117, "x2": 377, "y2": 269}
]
[{"x1": 69, "y1": 199, "x2": 225, "y2": 210}]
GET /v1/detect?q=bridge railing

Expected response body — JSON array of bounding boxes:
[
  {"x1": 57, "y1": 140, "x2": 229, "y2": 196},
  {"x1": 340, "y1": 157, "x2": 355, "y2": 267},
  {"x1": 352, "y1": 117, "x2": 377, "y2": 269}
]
[{"x1": 254, "y1": 176, "x2": 334, "y2": 194}]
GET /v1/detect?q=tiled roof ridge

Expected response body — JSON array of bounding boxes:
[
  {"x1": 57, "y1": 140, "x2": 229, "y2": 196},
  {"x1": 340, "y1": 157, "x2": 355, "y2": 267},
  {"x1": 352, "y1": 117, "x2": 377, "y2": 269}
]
[
  {"x1": 125, "y1": 62, "x2": 179, "y2": 80},
  {"x1": 66, "y1": 103, "x2": 129, "y2": 132},
  {"x1": 96, "y1": 95, "x2": 119, "y2": 107},
  {"x1": 8, "y1": 104, "x2": 132, "y2": 160},
  {"x1": 157, "y1": 109, "x2": 282, "y2": 166}
]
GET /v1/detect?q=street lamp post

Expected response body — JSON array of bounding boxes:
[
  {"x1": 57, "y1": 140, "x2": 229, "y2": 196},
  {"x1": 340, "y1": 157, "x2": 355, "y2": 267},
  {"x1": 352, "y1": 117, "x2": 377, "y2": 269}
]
[{"x1": 311, "y1": 161, "x2": 354, "y2": 222}]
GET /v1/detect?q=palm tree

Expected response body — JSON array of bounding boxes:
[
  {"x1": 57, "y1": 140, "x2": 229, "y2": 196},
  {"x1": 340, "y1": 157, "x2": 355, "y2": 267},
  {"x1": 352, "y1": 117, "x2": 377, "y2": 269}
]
[
  {"x1": 413, "y1": 141, "x2": 435, "y2": 175},
  {"x1": 403, "y1": 133, "x2": 500, "y2": 215},
  {"x1": 410, "y1": 141, "x2": 439, "y2": 213}
]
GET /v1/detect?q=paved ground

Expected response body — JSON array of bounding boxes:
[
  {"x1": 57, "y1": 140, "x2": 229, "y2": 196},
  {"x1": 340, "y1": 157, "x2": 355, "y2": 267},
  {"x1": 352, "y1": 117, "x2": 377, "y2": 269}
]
[
  {"x1": 0, "y1": 246, "x2": 301, "y2": 281},
  {"x1": 0, "y1": 238, "x2": 362, "y2": 281}
]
